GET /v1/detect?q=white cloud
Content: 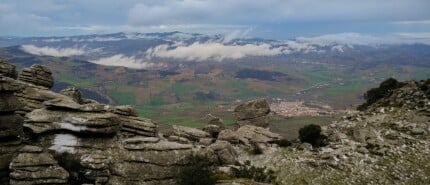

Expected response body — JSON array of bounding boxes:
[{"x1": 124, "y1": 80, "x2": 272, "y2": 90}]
[
  {"x1": 145, "y1": 42, "x2": 288, "y2": 61},
  {"x1": 21, "y1": 45, "x2": 85, "y2": 57},
  {"x1": 89, "y1": 54, "x2": 165, "y2": 69}
]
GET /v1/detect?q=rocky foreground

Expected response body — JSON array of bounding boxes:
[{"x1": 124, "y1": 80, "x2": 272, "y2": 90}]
[
  {"x1": 0, "y1": 60, "x2": 285, "y2": 185},
  {"x1": 1, "y1": 58, "x2": 429, "y2": 185}
]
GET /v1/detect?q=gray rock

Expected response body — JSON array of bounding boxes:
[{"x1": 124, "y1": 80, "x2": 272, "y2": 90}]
[
  {"x1": 9, "y1": 150, "x2": 69, "y2": 185},
  {"x1": 234, "y1": 99, "x2": 270, "y2": 128},
  {"x1": 234, "y1": 99, "x2": 270, "y2": 120},
  {"x1": 25, "y1": 108, "x2": 120, "y2": 135},
  {"x1": 172, "y1": 125, "x2": 211, "y2": 141},
  {"x1": 0, "y1": 59, "x2": 18, "y2": 79},
  {"x1": 0, "y1": 114, "x2": 23, "y2": 139},
  {"x1": 59, "y1": 86, "x2": 83, "y2": 104},
  {"x1": 18, "y1": 64, "x2": 54, "y2": 88}
]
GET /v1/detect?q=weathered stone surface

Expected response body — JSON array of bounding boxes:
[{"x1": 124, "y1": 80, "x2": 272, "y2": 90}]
[
  {"x1": 205, "y1": 114, "x2": 226, "y2": 128},
  {"x1": 203, "y1": 141, "x2": 238, "y2": 165},
  {"x1": 234, "y1": 99, "x2": 270, "y2": 127},
  {"x1": 120, "y1": 116, "x2": 157, "y2": 137},
  {"x1": 18, "y1": 64, "x2": 54, "y2": 88},
  {"x1": 0, "y1": 93, "x2": 22, "y2": 112},
  {"x1": 59, "y1": 86, "x2": 83, "y2": 104},
  {"x1": 0, "y1": 114, "x2": 23, "y2": 139},
  {"x1": 203, "y1": 124, "x2": 223, "y2": 138},
  {"x1": 218, "y1": 125, "x2": 283, "y2": 147},
  {"x1": 172, "y1": 125, "x2": 211, "y2": 141},
  {"x1": 234, "y1": 99, "x2": 270, "y2": 120},
  {"x1": 0, "y1": 77, "x2": 21, "y2": 92},
  {"x1": 9, "y1": 147, "x2": 69, "y2": 185},
  {"x1": 0, "y1": 59, "x2": 18, "y2": 79},
  {"x1": 112, "y1": 105, "x2": 138, "y2": 117},
  {"x1": 25, "y1": 108, "x2": 120, "y2": 135}
]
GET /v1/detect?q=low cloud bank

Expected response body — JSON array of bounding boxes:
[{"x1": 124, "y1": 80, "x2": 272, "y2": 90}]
[
  {"x1": 89, "y1": 54, "x2": 164, "y2": 69},
  {"x1": 145, "y1": 42, "x2": 289, "y2": 61},
  {"x1": 21, "y1": 45, "x2": 85, "y2": 57}
]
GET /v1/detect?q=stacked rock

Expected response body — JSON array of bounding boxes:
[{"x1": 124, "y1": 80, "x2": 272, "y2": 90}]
[
  {"x1": 18, "y1": 64, "x2": 54, "y2": 88},
  {"x1": 0, "y1": 59, "x2": 18, "y2": 79},
  {"x1": 0, "y1": 61, "x2": 23, "y2": 184}
]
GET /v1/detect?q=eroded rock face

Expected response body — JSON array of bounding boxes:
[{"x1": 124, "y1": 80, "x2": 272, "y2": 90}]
[
  {"x1": 9, "y1": 146, "x2": 69, "y2": 185},
  {"x1": 218, "y1": 125, "x2": 283, "y2": 148},
  {"x1": 18, "y1": 64, "x2": 54, "y2": 89},
  {"x1": 0, "y1": 76, "x2": 24, "y2": 184},
  {"x1": 59, "y1": 86, "x2": 83, "y2": 104},
  {"x1": 234, "y1": 99, "x2": 270, "y2": 128},
  {"x1": 0, "y1": 60, "x2": 18, "y2": 79}
]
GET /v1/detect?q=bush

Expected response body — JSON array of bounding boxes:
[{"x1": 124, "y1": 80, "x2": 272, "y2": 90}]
[
  {"x1": 231, "y1": 163, "x2": 275, "y2": 183},
  {"x1": 177, "y1": 155, "x2": 216, "y2": 185},
  {"x1": 298, "y1": 124, "x2": 327, "y2": 147},
  {"x1": 358, "y1": 77, "x2": 404, "y2": 110}
]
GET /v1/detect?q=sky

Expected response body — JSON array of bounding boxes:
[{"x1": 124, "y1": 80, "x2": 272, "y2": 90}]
[{"x1": 1, "y1": 0, "x2": 430, "y2": 39}]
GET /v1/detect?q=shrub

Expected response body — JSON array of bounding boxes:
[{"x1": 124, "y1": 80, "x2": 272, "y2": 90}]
[
  {"x1": 231, "y1": 164, "x2": 275, "y2": 183},
  {"x1": 298, "y1": 124, "x2": 327, "y2": 147},
  {"x1": 358, "y1": 77, "x2": 404, "y2": 110},
  {"x1": 177, "y1": 154, "x2": 216, "y2": 185}
]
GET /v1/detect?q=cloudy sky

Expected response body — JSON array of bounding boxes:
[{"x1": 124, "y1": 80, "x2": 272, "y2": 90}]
[{"x1": 1, "y1": 0, "x2": 429, "y2": 39}]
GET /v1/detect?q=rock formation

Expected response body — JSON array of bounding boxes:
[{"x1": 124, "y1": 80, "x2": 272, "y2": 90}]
[
  {"x1": 18, "y1": 64, "x2": 54, "y2": 89},
  {"x1": 234, "y1": 99, "x2": 270, "y2": 128}
]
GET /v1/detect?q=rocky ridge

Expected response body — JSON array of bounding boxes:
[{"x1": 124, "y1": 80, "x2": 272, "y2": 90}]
[{"x1": 244, "y1": 79, "x2": 430, "y2": 184}]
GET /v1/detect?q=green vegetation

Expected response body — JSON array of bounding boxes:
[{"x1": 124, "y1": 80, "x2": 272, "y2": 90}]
[
  {"x1": 298, "y1": 124, "x2": 327, "y2": 147},
  {"x1": 107, "y1": 90, "x2": 136, "y2": 105},
  {"x1": 55, "y1": 74, "x2": 94, "y2": 88}
]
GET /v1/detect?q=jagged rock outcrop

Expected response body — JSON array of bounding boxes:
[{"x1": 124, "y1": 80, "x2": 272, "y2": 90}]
[
  {"x1": 234, "y1": 99, "x2": 270, "y2": 128},
  {"x1": 18, "y1": 64, "x2": 54, "y2": 89}
]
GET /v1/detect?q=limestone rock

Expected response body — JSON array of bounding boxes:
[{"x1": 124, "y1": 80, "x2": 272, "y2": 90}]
[
  {"x1": 25, "y1": 108, "x2": 120, "y2": 135},
  {"x1": 234, "y1": 99, "x2": 270, "y2": 127},
  {"x1": 218, "y1": 125, "x2": 284, "y2": 152},
  {"x1": 9, "y1": 147, "x2": 69, "y2": 185},
  {"x1": 112, "y1": 105, "x2": 138, "y2": 117},
  {"x1": 18, "y1": 64, "x2": 54, "y2": 88},
  {"x1": 0, "y1": 114, "x2": 24, "y2": 139},
  {"x1": 120, "y1": 116, "x2": 157, "y2": 137},
  {"x1": 59, "y1": 86, "x2": 83, "y2": 104},
  {"x1": 172, "y1": 125, "x2": 211, "y2": 142},
  {"x1": 0, "y1": 59, "x2": 18, "y2": 79}
]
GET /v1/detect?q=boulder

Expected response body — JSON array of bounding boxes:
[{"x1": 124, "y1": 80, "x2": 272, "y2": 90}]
[
  {"x1": 0, "y1": 59, "x2": 18, "y2": 79},
  {"x1": 59, "y1": 86, "x2": 83, "y2": 104},
  {"x1": 172, "y1": 125, "x2": 211, "y2": 142},
  {"x1": 234, "y1": 99, "x2": 270, "y2": 128},
  {"x1": 18, "y1": 64, "x2": 54, "y2": 88},
  {"x1": 204, "y1": 140, "x2": 238, "y2": 165},
  {"x1": 205, "y1": 114, "x2": 226, "y2": 128}
]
